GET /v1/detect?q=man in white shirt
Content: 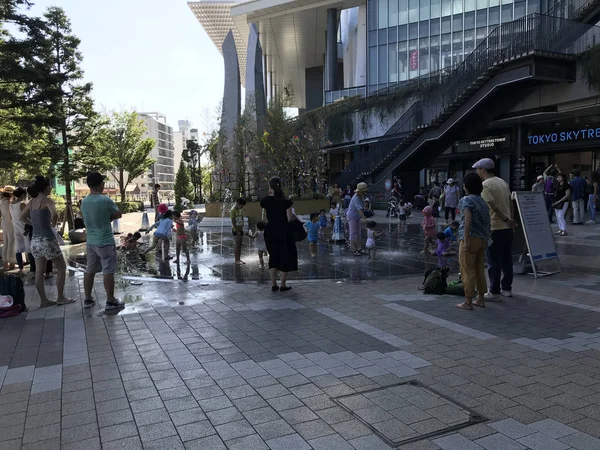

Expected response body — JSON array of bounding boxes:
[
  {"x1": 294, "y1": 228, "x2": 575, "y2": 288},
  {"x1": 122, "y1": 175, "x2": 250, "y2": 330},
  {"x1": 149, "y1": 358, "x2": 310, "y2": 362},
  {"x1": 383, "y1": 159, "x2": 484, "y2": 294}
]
[{"x1": 473, "y1": 158, "x2": 517, "y2": 299}]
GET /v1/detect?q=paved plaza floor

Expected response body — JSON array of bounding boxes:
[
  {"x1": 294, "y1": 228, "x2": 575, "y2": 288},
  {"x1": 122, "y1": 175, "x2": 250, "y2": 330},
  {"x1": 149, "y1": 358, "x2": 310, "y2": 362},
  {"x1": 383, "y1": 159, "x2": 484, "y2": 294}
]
[{"x1": 1, "y1": 216, "x2": 600, "y2": 449}]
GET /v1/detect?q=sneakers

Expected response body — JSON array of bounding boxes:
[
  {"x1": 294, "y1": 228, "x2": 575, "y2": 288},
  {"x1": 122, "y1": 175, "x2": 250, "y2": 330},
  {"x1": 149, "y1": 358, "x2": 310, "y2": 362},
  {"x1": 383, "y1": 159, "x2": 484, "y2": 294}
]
[
  {"x1": 485, "y1": 291, "x2": 512, "y2": 300},
  {"x1": 105, "y1": 298, "x2": 125, "y2": 310},
  {"x1": 84, "y1": 298, "x2": 96, "y2": 308},
  {"x1": 501, "y1": 290, "x2": 513, "y2": 298},
  {"x1": 484, "y1": 292, "x2": 497, "y2": 300},
  {"x1": 585, "y1": 220, "x2": 595, "y2": 224}
]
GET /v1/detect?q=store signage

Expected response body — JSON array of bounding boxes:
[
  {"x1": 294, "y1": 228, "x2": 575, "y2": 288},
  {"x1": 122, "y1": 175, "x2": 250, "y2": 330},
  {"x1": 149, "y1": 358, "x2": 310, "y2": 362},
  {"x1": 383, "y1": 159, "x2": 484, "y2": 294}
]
[
  {"x1": 527, "y1": 128, "x2": 600, "y2": 145},
  {"x1": 410, "y1": 50, "x2": 419, "y2": 70},
  {"x1": 469, "y1": 137, "x2": 507, "y2": 148}
]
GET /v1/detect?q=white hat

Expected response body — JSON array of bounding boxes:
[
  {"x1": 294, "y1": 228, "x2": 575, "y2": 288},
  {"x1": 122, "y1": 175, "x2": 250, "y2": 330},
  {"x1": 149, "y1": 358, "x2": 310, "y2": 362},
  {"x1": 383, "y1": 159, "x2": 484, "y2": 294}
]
[
  {"x1": 536, "y1": 175, "x2": 544, "y2": 181},
  {"x1": 356, "y1": 182, "x2": 368, "y2": 192},
  {"x1": 472, "y1": 158, "x2": 495, "y2": 170},
  {"x1": 447, "y1": 178, "x2": 455, "y2": 184}
]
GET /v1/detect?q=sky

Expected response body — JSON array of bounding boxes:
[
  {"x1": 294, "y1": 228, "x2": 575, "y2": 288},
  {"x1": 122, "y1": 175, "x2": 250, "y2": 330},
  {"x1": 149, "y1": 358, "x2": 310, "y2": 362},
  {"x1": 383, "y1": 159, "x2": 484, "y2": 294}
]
[{"x1": 28, "y1": 0, "x2": 225, "y2": 134}]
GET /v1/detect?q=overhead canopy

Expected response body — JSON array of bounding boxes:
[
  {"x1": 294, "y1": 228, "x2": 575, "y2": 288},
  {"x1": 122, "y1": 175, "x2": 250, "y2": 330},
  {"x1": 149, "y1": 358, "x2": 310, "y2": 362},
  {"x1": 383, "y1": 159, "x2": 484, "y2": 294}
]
[{"x1": 190, "y1": 0, "x2": 363, "y2": 108}]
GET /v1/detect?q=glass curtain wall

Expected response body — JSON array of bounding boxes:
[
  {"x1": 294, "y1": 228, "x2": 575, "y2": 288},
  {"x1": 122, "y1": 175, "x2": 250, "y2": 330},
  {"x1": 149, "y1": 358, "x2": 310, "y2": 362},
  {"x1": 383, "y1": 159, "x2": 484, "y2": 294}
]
[{"x1": 367, "y1": 0, "x2": 537, "y2": 92}]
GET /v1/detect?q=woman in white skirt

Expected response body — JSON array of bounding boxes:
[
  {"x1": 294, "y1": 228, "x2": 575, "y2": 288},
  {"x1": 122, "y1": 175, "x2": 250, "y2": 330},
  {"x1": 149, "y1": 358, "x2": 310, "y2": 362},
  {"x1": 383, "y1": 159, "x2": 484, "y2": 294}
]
[
  {"x1": 10, "y1": 188, "x2": 30, "y2": 273},
  {"x1": 0, "y1": 186, "x2": 16, "y2": 270}
]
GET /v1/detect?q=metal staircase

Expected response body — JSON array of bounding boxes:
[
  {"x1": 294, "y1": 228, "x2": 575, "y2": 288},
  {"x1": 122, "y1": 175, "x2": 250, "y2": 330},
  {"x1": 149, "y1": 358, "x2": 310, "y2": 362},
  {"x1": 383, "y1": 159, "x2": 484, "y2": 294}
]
[{"x1": 336, "y1": 11, "x2": 600, "y2": 189}]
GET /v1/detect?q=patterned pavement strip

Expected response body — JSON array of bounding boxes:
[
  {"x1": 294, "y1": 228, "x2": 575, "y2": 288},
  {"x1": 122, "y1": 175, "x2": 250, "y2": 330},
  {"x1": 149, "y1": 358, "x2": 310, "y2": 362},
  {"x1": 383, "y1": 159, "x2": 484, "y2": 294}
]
[{"x1": 1, "y1": 266, "x2": 600, "y2": 449}]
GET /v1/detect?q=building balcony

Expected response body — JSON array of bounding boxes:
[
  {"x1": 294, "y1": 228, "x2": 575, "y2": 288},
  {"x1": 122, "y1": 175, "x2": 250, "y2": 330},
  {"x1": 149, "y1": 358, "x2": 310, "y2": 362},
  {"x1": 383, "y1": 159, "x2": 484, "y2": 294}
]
[{"x1": 325, "y1": 86, "x2": 367, "y2": 105}]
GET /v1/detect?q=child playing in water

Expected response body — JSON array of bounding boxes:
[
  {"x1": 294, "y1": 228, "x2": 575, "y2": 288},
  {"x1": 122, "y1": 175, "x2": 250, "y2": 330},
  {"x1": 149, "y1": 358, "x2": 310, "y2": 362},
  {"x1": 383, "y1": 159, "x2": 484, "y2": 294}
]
[
  {"x1": 249, "y1": 221, "x2": 267, "y2": 268},
  {"x1": 421, "y1": 205, "x2": 437, "y2": 254},
  {"x1": 318, "y1": 209, "x2": 328, "y2": 240},
  {"x1": 173, "y1": 211, "x2": 189, "y2": 262},
  {"x1": 305, "y1": 212, "x2": 321, "y2": 257},
  {"x1": 188, "y1": 210, "x2": 199, "y2": 246},
  {"x1": 444, "y1": 220, "x2": 459, "y2": 251},
  {"x1": 365, "y1": 221, "x2": 383, "y2": 261},
  {"x1": 124, "y1": 232, "x2": 142, "y2": 252},
  {"x1": 145, "y1": 210, "x2": 173, "y2": 259},
  {"x1": 398, "y1": 200, "x2": 408, "y2": 231},
  {"x1": 432, "y1": 231, "x2": 455, "y2": 256}
]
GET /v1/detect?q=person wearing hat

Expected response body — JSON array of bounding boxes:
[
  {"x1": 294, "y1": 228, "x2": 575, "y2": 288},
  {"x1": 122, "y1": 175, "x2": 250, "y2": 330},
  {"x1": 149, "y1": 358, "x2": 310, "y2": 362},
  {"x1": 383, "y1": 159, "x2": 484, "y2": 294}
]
[
  {"x1": 0, "y1": 185, "x2": 17, "y2": 269},
  {"x1": 532, "y1": 175, "x2": 545, "y2": 193},
  {"x1": 443, "y1": 178, "x2": 461, "y2": 224},
  {"x1": 473, "y1": 158, "x2": 517, "y2": 299},
  {"x1": 81, "y1": 172, "x2": 124, "y2": 310},
  {"x1": 347, "y1": 182, "x2": 369, "y2": 256}
]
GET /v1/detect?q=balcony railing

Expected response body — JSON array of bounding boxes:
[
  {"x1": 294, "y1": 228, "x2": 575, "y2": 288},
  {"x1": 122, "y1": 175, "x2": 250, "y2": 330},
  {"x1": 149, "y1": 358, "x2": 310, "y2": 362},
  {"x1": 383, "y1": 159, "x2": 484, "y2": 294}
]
[{"x1": 324, "y1": 86, "x2": 366, "y2": 105}]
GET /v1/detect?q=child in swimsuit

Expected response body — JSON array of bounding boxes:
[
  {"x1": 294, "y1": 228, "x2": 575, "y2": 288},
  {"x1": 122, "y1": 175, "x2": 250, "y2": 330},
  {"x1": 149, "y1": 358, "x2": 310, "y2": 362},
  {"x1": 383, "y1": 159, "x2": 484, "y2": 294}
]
[{"x1": 173, "y1": 211, "x2": 189, "y2": 262}]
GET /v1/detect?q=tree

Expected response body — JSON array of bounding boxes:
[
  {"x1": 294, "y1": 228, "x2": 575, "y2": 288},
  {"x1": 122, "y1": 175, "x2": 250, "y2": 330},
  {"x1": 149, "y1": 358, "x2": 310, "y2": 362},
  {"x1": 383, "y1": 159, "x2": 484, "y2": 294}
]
[
  {"x1": 92, "y1": 111, "x2": 155, "y2": 202},
  {"x1": 183, "y1": 139, "x2": 203, "y2": 203},
  {"x1": 37, "y1": 7, "x2": 99, "y2": 227},
  {"x1": 174, "y1": 161, "x2": 193, "y2": 210}
]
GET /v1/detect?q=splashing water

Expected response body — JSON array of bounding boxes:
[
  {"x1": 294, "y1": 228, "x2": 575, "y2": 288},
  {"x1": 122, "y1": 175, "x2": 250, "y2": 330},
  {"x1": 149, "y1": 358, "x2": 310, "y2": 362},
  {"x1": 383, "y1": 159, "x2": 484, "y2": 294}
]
[{"x1": 220, "y1": 189, "x2": 233, "y2": 262}]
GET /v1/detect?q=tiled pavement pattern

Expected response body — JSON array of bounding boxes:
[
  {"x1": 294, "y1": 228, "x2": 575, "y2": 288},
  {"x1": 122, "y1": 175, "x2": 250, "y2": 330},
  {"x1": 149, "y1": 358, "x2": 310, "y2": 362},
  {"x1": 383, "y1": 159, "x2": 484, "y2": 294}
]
[{"x1": 2, "y1": 223, "x2": 600, "y2": 448}]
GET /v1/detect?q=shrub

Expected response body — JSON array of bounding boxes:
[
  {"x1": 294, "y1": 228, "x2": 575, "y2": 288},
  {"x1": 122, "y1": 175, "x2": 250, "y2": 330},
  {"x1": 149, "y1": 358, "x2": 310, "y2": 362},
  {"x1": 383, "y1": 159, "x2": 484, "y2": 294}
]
[
  {"x1": 311, "y1": 192, "x2": 326, "y2": 200},
  {"x1": 115, "y1": 201, "x2": 144, "y2": 214}
]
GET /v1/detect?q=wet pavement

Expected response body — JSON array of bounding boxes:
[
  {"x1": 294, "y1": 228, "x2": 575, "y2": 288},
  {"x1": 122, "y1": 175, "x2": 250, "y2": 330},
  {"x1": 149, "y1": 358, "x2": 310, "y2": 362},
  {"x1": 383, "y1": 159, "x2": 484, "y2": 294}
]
[{"x1": 1, "y1": 216, "x2": 600, "y2": 449}]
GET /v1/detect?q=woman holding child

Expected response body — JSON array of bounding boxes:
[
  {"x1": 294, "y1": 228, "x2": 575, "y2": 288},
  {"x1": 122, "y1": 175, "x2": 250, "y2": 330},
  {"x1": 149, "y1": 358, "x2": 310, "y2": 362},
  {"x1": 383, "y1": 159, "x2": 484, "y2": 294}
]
[{"x1": 260, "y1": 177, "x2": 297, "y2": 292}]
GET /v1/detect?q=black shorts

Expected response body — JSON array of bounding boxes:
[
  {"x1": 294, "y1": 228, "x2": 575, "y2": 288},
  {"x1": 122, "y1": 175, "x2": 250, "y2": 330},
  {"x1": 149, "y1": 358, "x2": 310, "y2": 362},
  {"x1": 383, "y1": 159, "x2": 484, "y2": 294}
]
[
  {"x1": 399, "y1": 215, "x2": 407, "y2": 221},
  {"x1": 232, "y1": 230, "x2": 243, "y2": 236}
]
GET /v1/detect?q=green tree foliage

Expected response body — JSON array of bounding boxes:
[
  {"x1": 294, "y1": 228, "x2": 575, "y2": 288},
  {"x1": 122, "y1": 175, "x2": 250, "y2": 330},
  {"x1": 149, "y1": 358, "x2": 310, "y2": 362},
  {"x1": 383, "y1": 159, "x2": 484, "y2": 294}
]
[
  {"x1": 174, "y1": 161, "x2": 193, "y2": 210},
  {"x1": 183, "y1": 139, "x2": 204, "y2": 203},
  {"x1": 90, "y1": 111, "x2": 155, "y2": 202}
]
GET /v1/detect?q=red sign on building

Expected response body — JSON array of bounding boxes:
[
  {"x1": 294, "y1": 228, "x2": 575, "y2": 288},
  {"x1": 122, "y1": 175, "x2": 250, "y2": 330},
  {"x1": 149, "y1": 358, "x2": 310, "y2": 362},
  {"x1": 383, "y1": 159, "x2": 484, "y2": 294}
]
[{"x1": 410, "y1": 50, "x2": 419, "y2": 70}]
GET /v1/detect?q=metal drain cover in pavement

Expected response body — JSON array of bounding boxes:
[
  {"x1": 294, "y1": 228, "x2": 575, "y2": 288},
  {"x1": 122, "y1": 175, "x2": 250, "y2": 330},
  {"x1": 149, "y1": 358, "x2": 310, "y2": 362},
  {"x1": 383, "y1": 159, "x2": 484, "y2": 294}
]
[{"x1": 333, "y1": 381, "x2": 486, "y2": 447}]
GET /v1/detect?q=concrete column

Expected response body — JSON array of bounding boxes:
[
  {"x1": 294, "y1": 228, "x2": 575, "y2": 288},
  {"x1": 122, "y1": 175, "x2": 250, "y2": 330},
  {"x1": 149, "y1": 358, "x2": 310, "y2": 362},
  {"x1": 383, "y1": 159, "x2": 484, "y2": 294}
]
[{"x1": 325, "y1": 8, "x2": 338, "y2": 92}]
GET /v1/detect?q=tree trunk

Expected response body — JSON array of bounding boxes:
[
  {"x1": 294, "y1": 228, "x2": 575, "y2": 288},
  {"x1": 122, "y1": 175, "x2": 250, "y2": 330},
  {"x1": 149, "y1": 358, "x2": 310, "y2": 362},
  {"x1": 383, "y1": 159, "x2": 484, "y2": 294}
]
[
  {"x1": 62, "y1": 130, "x2": 74, "y2": 229},
  {"x1": 119, "y1": 170, "x2": 126, "y2": 203}
]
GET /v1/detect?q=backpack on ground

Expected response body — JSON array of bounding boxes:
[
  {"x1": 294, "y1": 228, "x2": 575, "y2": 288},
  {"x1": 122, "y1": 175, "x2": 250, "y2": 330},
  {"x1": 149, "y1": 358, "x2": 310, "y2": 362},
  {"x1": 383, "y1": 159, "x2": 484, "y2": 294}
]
[
  {"x1": 421, "y1": 267, "x2": 449, "y2": 295},
  {"x1": 445, "y1": 280, "x2": 465, "y2": 296},
  {"x1": 0, "y1": 275, "x2": 27, "y2": 312}
]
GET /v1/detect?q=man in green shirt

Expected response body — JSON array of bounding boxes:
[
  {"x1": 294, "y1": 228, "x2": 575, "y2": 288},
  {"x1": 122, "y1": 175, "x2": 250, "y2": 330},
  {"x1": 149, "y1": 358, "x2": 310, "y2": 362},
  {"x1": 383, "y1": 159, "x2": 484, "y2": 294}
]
[
  {"x1": 230, "y1": 198, "x2": 246, "y2": 265},
  {"x1": 81, "y1": 172, "x2": 124, "y2": 310}
]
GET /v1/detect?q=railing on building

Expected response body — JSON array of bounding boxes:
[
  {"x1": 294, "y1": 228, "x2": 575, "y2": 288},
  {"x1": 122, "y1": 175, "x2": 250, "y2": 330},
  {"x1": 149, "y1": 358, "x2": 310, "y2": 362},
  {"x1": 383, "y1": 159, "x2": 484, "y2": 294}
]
[
  {"x1": 338, "y1": 13, "x2": 600, "y2": 185},
  {"x1": 324, "y1": 86, "x2": 367, "y2": 105}
]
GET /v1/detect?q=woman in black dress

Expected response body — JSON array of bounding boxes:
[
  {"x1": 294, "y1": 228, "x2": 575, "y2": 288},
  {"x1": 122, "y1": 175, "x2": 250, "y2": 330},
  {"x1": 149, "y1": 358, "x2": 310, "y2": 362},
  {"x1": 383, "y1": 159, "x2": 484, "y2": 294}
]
[{"x1": 260, "y1": 177, "x2": 297, "y2": 291}]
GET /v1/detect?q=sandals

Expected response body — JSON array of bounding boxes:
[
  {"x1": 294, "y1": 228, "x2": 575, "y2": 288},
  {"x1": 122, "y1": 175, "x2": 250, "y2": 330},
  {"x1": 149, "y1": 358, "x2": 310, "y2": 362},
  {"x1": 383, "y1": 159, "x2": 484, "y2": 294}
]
[
  {"x1": 39, "y1": 301, "x2": 57, "y2": 308},
  {"x1": 57, "y1": 298, "x2": 76, "y2": 305},
  {"x1": 456, "y1": 302, "x2": 473, "y2": 310},
  {"x1": 473, "y1": 300, "x2": 486, "y2": 308},
  {"x1": 280, "y1": 286, "x2": 292, "y2": 292},
  {"x1": 271, "y1": 286, "x2": 279, "y2": 292}
]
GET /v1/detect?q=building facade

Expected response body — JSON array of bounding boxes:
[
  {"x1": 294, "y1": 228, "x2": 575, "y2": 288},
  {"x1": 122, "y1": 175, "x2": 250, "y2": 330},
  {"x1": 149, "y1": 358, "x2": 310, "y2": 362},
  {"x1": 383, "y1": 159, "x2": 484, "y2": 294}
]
[{"x1": 139, "y1": 112, "x2": 175, "y2": 196}]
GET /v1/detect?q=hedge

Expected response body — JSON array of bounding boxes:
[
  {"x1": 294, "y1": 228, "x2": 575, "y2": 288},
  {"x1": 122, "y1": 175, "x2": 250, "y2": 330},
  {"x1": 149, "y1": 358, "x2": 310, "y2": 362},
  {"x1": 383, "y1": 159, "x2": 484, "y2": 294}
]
[{"x1": 115, "y1": 201, "x2": 145, "y2": 214}]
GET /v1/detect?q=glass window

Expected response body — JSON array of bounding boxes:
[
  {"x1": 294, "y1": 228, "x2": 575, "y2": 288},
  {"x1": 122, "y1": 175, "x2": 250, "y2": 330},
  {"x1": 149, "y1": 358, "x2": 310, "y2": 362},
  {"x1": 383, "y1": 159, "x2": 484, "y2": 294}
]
[
  {"x1": 389, "y1": 42, "x2": 398, "y2": 82},
  {"x1": 465, "y1": 0, "x2": 476, "y2": 11},
  {"x1": 430, "y1": 18, "x2": 441, "y2": 34},
  {"x1": 399, "y1": 41, "x2": 408, "y2": 80},
  {"x1": 465, "y1": 11, "x2": 475, "y2": 28},
  {"x1": 514, "y1": 0, "x2": 526, "y2": 18},
  {"x1": 409, "y1": 39, "x2": 419, "y2": 77},
  {"x1": 409, "y1": 0, "x2": 419, "y2": 22},
  {"x1": 390, "y1": 0, "x2": 398, "y2": 25},
  {"x1": 399, "y1": 0, "x2": 408, "y2": 24},
  {"x1": 464, "y1": 28, "x2": 475, "y2": 55},
  {"x1": 378, "y1": 0, "x2": 388, "y2": 28},
  {"x1": 489, "y1": 0, "x2": 499, "y2": 6},
  {"x1": 430, "y1": 35, "x2": 440, "y2": 72},
  {"x1": 420, "y1": 0, "x2": 430, "y2": 19},
  {"x1": 452, "y1": 31, "x2": 463, "y2": 63},
  {"x1": 529, "y1": 1, "x2": 539, "y2": 12},
  {"x1": 378, "y1": 45, "x2": 388, "y2": 83},
  {"x1": 419, "y1": 37, "x2": 429, "y2": 74},
  {"x1": 420, "y1": 20, "x2": 429, "y2": 36},
  {"x1": 409, "y1": 22, "x2": 419, "y2": 38},
  {"x1": 476, "y1": 0, "x2": 487, "y2": 8},
  {"x1": 489, "y1": 6, "x2": 499, "y2": 24},
  {"x1": 369, "y1": 30, "x2": 378, "y2": 46},
  {"x1": 399, "y1": 24, "x2": 408, "y2": 40},
  {"x1": 368, "y1": 0, "x2": 378, "y2": 30},
  {"x1": 378, "y1": 29, "x2": 388, "y2": 44},
  {"x1": 453, "y1": 0, "x2": 463, "y2": 14},
  {"x1": 442, "y1": 0, "x2": 452, "y2": 16},
  {"x1": 441, "y1": 33, "x2": 452, "y2": 68},
  {"x1": 431, "y1": 0, "x2": 441, "y2": 18},
  {"x1": 453, "y1": 14, "x2": 463, "y2": 31},
  {"x1": 389, "y1": 27, "x2": 398, "y2": 42},
  {"x1": 476, "y1": 26, "x2": 487, "y2": 45},
  {"x1": 501, "y1": 0, "x2": 513, "y2": 4},
  {"x1": 476, "y1": 9, "x2": 487, "y2": 27},
  {"x1": 501, "y1": 4, "x2": 512, "y2": 21},
  {"x1": 369, "y1": 46, "x2": 378, "y2": 84},
  {"x1": 442, "y1": 16, "x2": 451, "y2": 33}
]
